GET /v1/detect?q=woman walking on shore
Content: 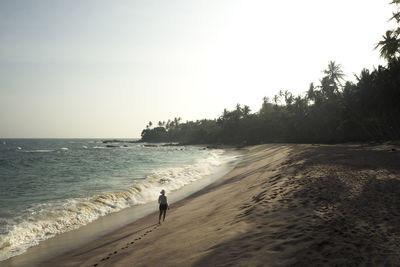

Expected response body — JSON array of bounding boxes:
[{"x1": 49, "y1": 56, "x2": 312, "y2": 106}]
[{"x1": 158, "y1": 189, "x2": 169, "y2": 224}]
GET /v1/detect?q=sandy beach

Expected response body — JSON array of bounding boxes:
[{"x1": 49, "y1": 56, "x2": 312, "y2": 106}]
[{"x1": 6, "y1": 143, "x2": 400, "y2": 266}]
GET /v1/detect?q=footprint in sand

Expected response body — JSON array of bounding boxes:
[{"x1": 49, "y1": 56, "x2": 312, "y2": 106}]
[{"x1": 95, "y1": 225, "x2": 160, "y2": 266}]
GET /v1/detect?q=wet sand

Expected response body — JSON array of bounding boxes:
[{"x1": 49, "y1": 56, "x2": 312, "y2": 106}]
[{"x1": 12, "y1": 144, "x2": 400, "y2": 266}]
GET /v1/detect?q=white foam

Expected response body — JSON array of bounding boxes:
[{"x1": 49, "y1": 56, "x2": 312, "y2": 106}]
[{"x1": 0, "y1": 149, "x2": 239, "y2": 262}]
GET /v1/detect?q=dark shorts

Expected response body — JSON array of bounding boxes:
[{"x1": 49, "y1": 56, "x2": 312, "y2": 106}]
[{"x1": 159, "y1": 204, "x2": 168, "y2": 211}]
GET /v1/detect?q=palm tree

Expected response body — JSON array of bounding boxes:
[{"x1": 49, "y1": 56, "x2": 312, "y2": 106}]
[
  {"x1": 390, "y1": 0, "x2": 400, "y2": 23},
  {"x1": 355, "y1": 68, "x2": 371, "y2": 83},
  {"x1": 307, "y1": 83, "x2": 316, "y2": 102},
  {"x1": 243, "y1": 105, "x2": 251, "y2": 117},
  {"x1": 319, "y1": 76, "x2": 335, "y2": 99},
  {"x1": 390, "y1": 11, "x2": 400, "y2": 24},
  {"x1": 173, "y1": 117, "x2": 181, "y2": 126},
  {"x1": 273, "y1": 95, "x2": 280, "y2": 106},
  {"x1": 283, "y1": 90, "x2": 293, "y2": 106},
  {"x1": 235, "y1": 104, "x2": 242, "y2": 119},
  {"x1": 322, "y1": 61, "x2": 346, "y2": 87},
  {"x1": 375, "y1": 30, "x2": 400, "y2": 62}
]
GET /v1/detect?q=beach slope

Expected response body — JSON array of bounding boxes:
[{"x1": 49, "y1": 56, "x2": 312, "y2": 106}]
[{"x1": 43, "y1": 143, "x2": 400, "y2": 266}]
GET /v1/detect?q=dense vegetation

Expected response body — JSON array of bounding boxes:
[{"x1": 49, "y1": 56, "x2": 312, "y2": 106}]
[{"x1": 141, "y1": 1, "x2": 400, "y2": 145}]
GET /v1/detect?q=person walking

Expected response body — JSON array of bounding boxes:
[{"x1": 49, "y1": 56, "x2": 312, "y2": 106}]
[{"x1": 158, "y1": 189, "x2": 169, "y2": 224}]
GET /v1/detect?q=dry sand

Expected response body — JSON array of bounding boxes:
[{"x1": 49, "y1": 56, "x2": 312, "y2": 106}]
[{"x1": 37, "y1": 144, "x2": 400, "y2": 266}]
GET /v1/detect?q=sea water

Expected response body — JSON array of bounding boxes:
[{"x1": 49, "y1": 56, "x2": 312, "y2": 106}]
[{"x1": 0, "y1": 139, "x2": 240, "y2": 262}]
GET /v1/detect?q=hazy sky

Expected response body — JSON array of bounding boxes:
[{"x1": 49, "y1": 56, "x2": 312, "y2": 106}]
[{"x1": 0, "y1": 0, "x2": 395, "y2": 138}]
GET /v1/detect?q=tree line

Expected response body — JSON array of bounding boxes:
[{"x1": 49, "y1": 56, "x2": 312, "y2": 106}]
[{"x1": 141, "y1": 1, "x2": 400, "y2": 145}]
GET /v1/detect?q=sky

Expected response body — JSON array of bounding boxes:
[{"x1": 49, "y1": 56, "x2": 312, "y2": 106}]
[{"x1": 0, "y1": 0, "x2": 395, "y2": 138}]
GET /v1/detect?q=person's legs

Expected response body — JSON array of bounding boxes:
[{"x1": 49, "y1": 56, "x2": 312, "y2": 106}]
[
  {"x1": 159, "y1": 210, "x2": 162, "y2": 223},
  {"x1": 163, "y1": 209, "x2": 167, "y2": 221}
]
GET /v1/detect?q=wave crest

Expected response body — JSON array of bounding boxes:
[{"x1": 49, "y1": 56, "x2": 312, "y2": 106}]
[{"x1": 0, "y1": 149, "x2": 236, "y2": 261}]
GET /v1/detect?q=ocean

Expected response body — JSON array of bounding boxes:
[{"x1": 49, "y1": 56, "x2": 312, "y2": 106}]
[{"x1": 0, "y1": 139, "x2": 241, "y2": 262}]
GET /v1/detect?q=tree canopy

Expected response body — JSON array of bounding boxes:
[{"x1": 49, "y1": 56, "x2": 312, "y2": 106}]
[{"x1": 141, "y1": 2, "x2": 400, "y2": 145}]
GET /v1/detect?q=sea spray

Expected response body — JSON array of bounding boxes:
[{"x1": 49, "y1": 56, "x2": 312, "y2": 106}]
[{"x1": 0, "y1": 140, "x2": 239, "y2": 261}]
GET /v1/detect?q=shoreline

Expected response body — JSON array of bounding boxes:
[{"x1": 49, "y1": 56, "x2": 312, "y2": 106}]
[
  {"x1": 4, "y1": 143, "x2": 400, "y2": 266},
  {"x1": 1, "y1": 147, "x2": 245, "y2": 267},
  {"x1": 42, "y1": 144, "x2": 290, "y2": 267}
]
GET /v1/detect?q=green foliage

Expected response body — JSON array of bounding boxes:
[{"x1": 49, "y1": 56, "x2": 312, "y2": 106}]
[
  {"x1": 141, "y1": 127, "x2": 167, "y2": 142},
  {"x1": 141, "y1": 58, "x2": 400, "y2": 144},
  {"x1": 140, "y1": 3, "x2": 400, "y2": 144},
  {"x1": 376, "y1": 1, "x2": 400, "y2": 62}
]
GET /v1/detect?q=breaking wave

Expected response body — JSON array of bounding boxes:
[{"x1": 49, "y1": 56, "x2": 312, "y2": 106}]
[{"x1": 0, "y1": 149, "x2": 238, "y2": 261}]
